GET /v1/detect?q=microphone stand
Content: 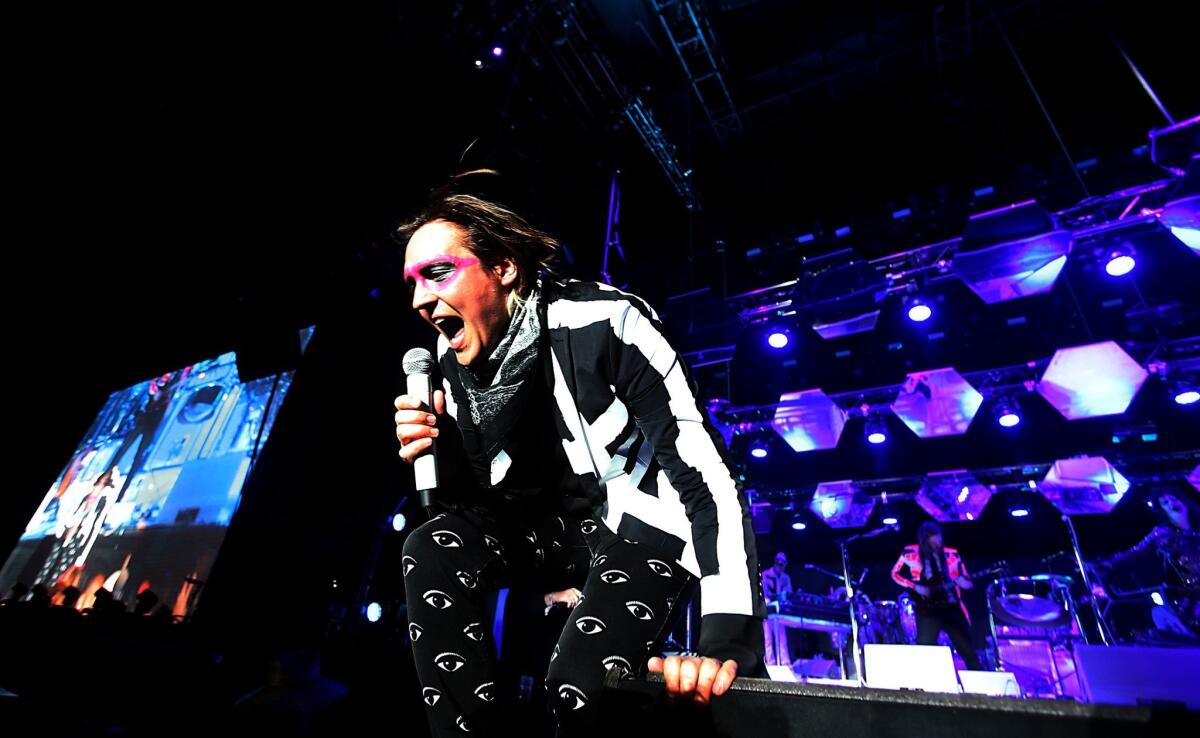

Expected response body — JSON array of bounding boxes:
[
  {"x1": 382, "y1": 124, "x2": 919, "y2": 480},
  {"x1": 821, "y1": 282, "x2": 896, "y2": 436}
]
[
  {"x1": 1061, "y1": 514, "x2": 1113, "y2": 645},
  {"x1": 837, "y1": 524, "x2": 894, "y2": 686}
]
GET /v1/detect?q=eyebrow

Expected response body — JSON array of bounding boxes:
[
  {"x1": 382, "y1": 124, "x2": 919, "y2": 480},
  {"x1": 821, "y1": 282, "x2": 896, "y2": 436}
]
[{"x1": 403, "y1": 255, "x2": 460, "y2": 282}]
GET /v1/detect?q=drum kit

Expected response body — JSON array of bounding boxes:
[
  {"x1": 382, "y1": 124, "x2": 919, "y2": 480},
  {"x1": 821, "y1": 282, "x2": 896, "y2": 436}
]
[{"x1": 853, "y1": 570, "x2": 1084, "y2": 646}]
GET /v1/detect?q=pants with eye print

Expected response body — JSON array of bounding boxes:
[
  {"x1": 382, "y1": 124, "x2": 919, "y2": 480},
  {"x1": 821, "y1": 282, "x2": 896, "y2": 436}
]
[{"x1": 402, "y1": 504, "x2": 695, "y2": 737}]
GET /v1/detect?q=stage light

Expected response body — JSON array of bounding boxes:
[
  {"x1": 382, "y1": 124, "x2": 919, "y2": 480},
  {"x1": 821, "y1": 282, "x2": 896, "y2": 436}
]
[
  {"x1": 1039, "y1": 341, "x2": 1148, "y2": 420},
  {"x1": 892, "y1": 368, "x2": 983, "y2": 438},
  {"x1": 994, "y1": 397, "x2": 1021, "y2": 428},
  {"x1": 391, "y1": 513, "x2": 407, "y2": 532},
  {"x1": 474, "y1": 59, "x2": 483, "y2": 69},
  {"x1": 772, "y1": 389, "x2": 847, "y2": 453},
  {"x1": 1104, "y1": 244, "x2": 1136, "y2": 276},
  {"x1": 865, "y1": 415, "x2": 888, "y2": 445},
  {"x1": 492, "y1": 46, "x2": 504, "y2": 57},
  {"x1": 366, "y1": 602, "x2": 383, "y2": 622},
  {"x1": 791, "y1": 516, "x2": 808, "y2": 531},
  {"x1": 750, "y1": 440, "x2": 769, "y2": 459},
  {"x1": 810, "y1": 481, "x2": 877, "y2": 528},
  {"x1": 916, "y1": 472, "x2": 993, "y2": 522},
  {"x1": 767, "y1": 330, "x2": 789, "y2": 349},
  {"x1": 881, "y1": 516, "x2": 899, "y2": 526},
  {"x1": 1175, "y1": 388, "x2": 1200, "y2": 405},
  {"x1": 1151, "y1": 592, "x2": 1165, "y2": 606},
  {"x1": 1009, "y1": 506, "x2": 1030, "y2": 518},
  {"x1": 906, "y1": 299, "x2": 932, "y2": 323},
  {"x1": 954, "y1": 201, "x2": 1072, "y2": 303}
]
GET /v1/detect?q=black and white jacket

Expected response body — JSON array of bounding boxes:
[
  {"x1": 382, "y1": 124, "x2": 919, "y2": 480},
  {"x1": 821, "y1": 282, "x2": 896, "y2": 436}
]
[{"x1": 436, "y1": 278, "x2": 766, "y2": 666}]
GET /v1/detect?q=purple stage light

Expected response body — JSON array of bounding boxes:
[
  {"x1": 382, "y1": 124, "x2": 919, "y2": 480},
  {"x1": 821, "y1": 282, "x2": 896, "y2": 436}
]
[
  {"x1": 810, "y1": 481, "x2": 876, "y2": 528},
  {"x1": 767, "y1": 331, "x2": 789, "y2": 349},
  {"x1": 1009, "y1": 506, "x2": 1030, "y2": 518},
  {"x1": 492, "y1": 46, "x2": 504, "y2": 57},
  {"x1": 907, "y1": 299, "x2": 932, "y2": 322},
  {"x1": 1038, "y1": 341, "x2": 1148, "y2": 420},
  {"x1": 892, "y1": 368, "x2": 983, "y2": 438},
  {"x1": 1104, "y1": 244, "x2": 1136, "y2": 276},
  {"x1": 917, "y1": 471, "x2": 993, "y2": 522},
  {"x1": 1040, "y1": 455, "x2": 1130, "y2": 515},
  {"x1": 771, "y1": 389, "x2": 847, "y2": 452},
  {"x1": 1175, "y1": 389, "x2": 1199, "y2": 405}
]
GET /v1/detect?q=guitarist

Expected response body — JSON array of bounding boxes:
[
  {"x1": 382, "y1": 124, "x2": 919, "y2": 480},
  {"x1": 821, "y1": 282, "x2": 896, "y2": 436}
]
[{"x1": 891, "y1": 521, "x2": 982, "y2": 670}]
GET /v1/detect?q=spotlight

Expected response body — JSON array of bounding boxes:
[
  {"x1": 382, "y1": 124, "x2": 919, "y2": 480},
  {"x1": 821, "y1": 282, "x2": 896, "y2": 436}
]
[
  {"x1": 1151, "y1": 592, "x2": 1165, "y2": 607},
  {"x1": 1009, "y1": 506, "x2": 1030, "y2": 518},
  {"x1": 881, "y1": 516, "x2": 899, "y2": 526},
  {"x1": 1175, "y1": 388, "x2": 1200, "y2": 405},
  {"x1": 391, "y1": 512, "x2": 407, "y2": 532},
  {"x1": 473, "y1": 59, "x2": 483, "y2": 69},
  {"x1": 906, "y1": 298, "x2": 932, "y2": 323},
  {"x1": 1104, "y1": 244, "x2": 1136, "y2": 276},
  {"x1": 791, "y1": 516, "x2": 807, "y2": 531},
  {"x1": 864, "y1": 415, "x2": 888, "y2": 445},
  {"x1": 750, "y1": 440, "x2": 769, "y2": 459},
  {"x1": 994, "y1": 397, "x2": 1021, "y2": 428},
  {"x1": 366, "y1": 602, "x2": 383, "y2": 622},
  {"x1": 767, "y1": 330, "x2": 789, "y2": 349},
  {"x1": 491, "y1": 45, "x2": 504, "y2": 57}
]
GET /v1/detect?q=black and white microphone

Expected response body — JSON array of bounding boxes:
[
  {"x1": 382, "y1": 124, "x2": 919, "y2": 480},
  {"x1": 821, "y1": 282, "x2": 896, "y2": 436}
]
[{"x1": 402, "y1": 348, "x2": 439, "y2": 511}]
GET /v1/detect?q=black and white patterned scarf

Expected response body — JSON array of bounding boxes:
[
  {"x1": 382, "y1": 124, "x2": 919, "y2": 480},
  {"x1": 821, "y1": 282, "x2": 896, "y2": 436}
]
[{"x1": 453, "y1": 280, "x2": 543, "y2": 460}]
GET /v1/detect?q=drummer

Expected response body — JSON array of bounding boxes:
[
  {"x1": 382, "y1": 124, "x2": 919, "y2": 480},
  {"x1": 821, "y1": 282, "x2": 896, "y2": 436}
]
[{"x1": 891, "y1": 521, "x2": 983, "y2": 670}]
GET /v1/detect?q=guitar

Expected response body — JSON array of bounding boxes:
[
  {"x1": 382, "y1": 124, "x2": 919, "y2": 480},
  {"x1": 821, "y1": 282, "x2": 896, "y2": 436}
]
[{"x1": 912, "y1": 560, "x2": 1008, "y2": 612}]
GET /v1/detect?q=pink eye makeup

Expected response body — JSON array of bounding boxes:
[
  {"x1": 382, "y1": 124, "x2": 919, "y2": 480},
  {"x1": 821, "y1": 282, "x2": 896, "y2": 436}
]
[{"x1": 404, "y1": 254, "x2": 480, "y2": 292}]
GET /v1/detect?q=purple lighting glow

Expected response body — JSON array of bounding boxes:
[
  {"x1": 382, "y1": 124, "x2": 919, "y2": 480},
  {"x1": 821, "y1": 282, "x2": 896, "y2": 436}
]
[
  {"x1": 492, "y1": 46, "x2": 504, "y2": 57},
  {"x1": 767, "y1": 331, "x2": 789, "y2": 349},
  {"x1": 907, "y1": 300, "x2": 932, "y2": 322}
]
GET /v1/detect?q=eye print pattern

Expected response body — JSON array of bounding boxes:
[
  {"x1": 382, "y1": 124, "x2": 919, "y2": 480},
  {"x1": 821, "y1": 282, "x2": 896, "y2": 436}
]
[
  {"x1": 647, "y1": 559, "x2": 673, "y2": 577},
  {"x1": 409, "y1": 623, "x2": 423, "y2": 642},
  {"x1": 423, "y1": 589, "x2": 453, "y2": 609},
  {"x1": 625, "y1": 600, "x2": 654, "y2": 620},
  {"x1": 463, "y1": 622, "x2": 483, "y2": 642},
  {"x1": 432, "y1": 530, "x2": 463, "y2": 548},
  {"x1": 602, "y1": 655, "x2": 632, "y2": 672},
  {"x1": 558, "y1": 684, "x2": 589, "y2": 711},
  {"x1": 435, "y1": 652, "x2": 466, "y2": 673},
  {"x1": 600, "y1": 569, "x2": 629, "y2": 584},
  {"x1": 422, "y1": 687, "x2": 441, "y2": 706},
  {"x1": 402, "y1": 555, "x2": 417, "y2": 576},
  {"x1": 575, "y1": 616, "x2": 607, "y2": 635}
]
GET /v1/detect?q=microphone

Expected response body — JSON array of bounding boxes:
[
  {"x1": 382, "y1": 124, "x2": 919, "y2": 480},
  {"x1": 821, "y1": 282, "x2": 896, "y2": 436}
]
[{"x1": 402, "y1": 348, "x2": 439, "y2": 511}]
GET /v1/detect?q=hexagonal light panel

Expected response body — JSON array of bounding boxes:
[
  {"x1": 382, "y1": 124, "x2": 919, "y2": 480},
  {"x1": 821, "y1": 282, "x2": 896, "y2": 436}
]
[
  {"x1": 810, "y1": 481, "x2": 876, "y2": 528},
  {"x1": 1189, "y1": 464, "x2": 1200, "y2": 495},
  {"x1": 891, "y1": 368, "x2": 984, "y2": 438},
  {"x1": 1041, "y1": 455, "x2": 1131, "y2": 515},
  {"x1": 954, "y1": 201, "x2": 1073, "y2": 304},
  {"x1": 1038, "y1": 341, "x2": 1148, "y2": 420},
  {"x1": 772, "y1": 389, "x2": 847, "y2": 452},
  {"x1": 916, "y1": 470, "x2": 993, "y2": 522}
]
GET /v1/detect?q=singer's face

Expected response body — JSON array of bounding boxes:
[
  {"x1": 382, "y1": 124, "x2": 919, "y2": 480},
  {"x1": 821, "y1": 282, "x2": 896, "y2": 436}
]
[{"x1": 404, "y1": 220, "x2": 516, "y2": 367}]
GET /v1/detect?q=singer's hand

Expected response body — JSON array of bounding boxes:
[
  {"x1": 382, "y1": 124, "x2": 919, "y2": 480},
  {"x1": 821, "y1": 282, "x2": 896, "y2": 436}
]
[{"x1": 394, "y1": 390, "x2": 445, "y2": 464}]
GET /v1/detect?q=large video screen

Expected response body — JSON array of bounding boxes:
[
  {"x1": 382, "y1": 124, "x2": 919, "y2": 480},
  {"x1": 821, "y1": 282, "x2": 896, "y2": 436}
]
[{"x1": 0, "y1": 351, "x2": 293, "y2": 618}]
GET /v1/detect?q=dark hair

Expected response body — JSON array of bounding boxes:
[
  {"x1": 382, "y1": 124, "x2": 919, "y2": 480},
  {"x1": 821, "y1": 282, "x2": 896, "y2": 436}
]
[
  {"x1": 394, "y1": 169, "x2": 562, "y2": 298},
  {"x1": 917, "y1": 521, "x2": 943, "y2": 562},
  {"x1": 1149, "y1": 488, "x2": 1200, "y2": 531}
]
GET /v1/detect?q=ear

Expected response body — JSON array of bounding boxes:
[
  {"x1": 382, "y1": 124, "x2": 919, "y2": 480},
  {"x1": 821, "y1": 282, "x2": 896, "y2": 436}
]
[{"x1": 493, "y1": 258, "x2": 519, "y2": 289}]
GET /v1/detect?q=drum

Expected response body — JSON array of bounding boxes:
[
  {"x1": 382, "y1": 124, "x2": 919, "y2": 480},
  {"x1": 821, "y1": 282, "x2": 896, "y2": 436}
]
[
  {"x1": 872, "y1": 599, "x2": 906, "y2": 644},
  {"x1": 987, "y1": 575, "x2": 1074, "y2": 629}
]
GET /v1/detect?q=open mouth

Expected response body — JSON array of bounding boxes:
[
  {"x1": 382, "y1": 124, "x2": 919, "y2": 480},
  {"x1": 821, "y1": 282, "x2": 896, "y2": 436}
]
[{"x1": 433, "y1": 315, "x2": 466, "y2": 350}]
